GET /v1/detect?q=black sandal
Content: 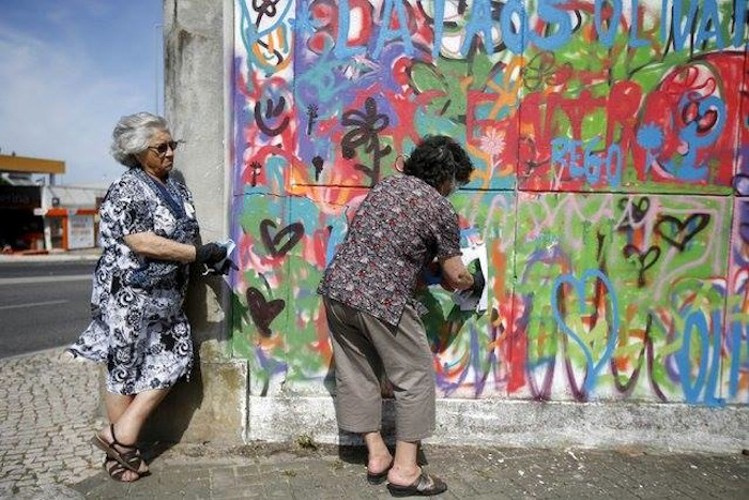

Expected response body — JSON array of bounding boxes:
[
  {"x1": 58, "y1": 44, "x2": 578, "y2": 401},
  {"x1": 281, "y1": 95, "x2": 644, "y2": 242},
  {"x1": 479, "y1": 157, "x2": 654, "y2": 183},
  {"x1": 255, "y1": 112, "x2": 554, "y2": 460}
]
[
  {"x1": 103, "y1": 458, "x2": 141, "y2": 483},
  {"x1": 91, "y1": 424, "x2": 144, "y2": 473},
  {"x1": 387, "y1": 471, "x2": 447, "y2": 497},
  {"x1": 366, "y1": 460, "x2": 393, "y2": 485}
]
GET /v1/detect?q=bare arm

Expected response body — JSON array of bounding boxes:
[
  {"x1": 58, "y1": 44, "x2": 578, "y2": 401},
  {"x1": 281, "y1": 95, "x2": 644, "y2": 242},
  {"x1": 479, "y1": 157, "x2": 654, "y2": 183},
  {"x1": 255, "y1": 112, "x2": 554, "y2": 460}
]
[
  {"x1": 123, "y1": 232, "x2": 196, "y2": 264},
  {"x1": 440, "y1": 255, "x2": 474, "y2": 291}
]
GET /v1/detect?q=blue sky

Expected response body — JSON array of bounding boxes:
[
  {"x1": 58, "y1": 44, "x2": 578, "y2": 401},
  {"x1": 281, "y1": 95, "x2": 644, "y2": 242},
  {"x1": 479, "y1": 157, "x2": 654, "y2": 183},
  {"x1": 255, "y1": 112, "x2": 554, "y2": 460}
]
[{"x1": 0, "y1": 0, "x2": 163, "y2": 186}]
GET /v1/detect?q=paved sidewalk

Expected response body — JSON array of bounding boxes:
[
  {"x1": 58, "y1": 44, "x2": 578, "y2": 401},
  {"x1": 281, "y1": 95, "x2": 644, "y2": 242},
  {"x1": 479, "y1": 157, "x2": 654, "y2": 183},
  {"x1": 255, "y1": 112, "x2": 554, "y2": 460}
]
[
  {"x1": 70, "y1": 443, "x2": 748, "y2": 500},
  {"x1": 0, "y1": 349, "x2": 107, "y2": 497},
  {"x1": 1, "y1": 348, "x2": 747, "y2": 499}
]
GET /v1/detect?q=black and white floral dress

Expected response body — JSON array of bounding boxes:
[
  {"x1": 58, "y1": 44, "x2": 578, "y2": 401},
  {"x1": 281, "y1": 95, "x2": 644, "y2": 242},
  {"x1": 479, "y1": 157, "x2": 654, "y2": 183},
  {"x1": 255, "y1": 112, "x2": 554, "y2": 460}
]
[{"x1": 70, "y1": 167, "x2": 200, "y2": 395}]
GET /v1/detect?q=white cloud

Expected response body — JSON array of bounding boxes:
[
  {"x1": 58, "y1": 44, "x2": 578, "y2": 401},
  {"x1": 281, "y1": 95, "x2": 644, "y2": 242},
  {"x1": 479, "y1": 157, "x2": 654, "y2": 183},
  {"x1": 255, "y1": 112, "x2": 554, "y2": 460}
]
[{"x1": 0, "y1": 21, "x2": 150, "y2": 187}]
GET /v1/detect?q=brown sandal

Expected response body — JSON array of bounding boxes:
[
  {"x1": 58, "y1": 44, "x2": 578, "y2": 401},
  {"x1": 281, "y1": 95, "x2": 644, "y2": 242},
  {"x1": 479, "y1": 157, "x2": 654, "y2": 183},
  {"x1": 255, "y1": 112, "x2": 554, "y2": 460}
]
[
  {"x1": 91, "y1": 424, "x2": 143, "y2": 473},
  {"x1": 103, "y1": 458, "x2": 141, "y2": 482}
]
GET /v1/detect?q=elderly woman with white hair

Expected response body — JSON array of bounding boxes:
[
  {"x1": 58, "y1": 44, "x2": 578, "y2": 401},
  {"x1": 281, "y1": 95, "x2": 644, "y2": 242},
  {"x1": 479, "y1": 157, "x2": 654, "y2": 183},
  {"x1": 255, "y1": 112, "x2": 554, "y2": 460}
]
[{"x1": 69, "y1": 112, "x2": 227, "y2": 482}]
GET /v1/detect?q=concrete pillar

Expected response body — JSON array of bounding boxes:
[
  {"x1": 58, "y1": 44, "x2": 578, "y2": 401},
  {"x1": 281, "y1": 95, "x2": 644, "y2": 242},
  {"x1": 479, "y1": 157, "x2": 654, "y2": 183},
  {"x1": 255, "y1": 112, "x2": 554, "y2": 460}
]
[{"x1": 143, "y1": 0, "x2": 247, "y2": 445}]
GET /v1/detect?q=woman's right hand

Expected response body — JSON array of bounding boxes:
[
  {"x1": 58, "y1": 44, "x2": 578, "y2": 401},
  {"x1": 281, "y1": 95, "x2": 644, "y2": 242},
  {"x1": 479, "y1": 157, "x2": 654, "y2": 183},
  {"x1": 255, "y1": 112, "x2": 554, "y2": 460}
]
[{"x1": 440, "y1": 255, "x2": 474, "y2": 291}]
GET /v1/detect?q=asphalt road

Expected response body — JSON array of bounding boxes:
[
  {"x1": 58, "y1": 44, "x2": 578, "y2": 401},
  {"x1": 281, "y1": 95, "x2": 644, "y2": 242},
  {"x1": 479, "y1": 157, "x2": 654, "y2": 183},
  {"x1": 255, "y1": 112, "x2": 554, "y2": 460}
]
[{"x1": 0, "y1": 260, "x2": 96, "y2": 358}]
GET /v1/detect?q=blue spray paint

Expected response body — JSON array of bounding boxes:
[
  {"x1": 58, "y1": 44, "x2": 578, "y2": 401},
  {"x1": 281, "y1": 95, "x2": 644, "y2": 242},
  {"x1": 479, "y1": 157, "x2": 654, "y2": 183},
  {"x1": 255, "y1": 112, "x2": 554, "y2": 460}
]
[
  {"x1": 670, "y1": 0, "x2": 699, "y2": 52},
  {"x1": 530, "y1": 0, "x2": 573, "y2": 50},
  {"x1": 500, "y1": 0, "x2": 528, "y2": 54},
  {"x1": 460, "y1": 0, "x2": 495, "y2": 55},
  {"x1": 636, "y1": 123, "x2": 665, "y2": 174},
  {"x1": 695, "y1": 0, "x2": 726, "y2": 49},
  {"x1": 732, "y1": 0, "x2": 748, "y2": 47},
  {"x1": 238, "y1": 0, "x2": 294, "y2": 77},
  {"x1": 676, "y1": 309, "x2": 724, "y2": 405},
  {"x1": 594, "y1": 0, "x2": 623, "y2": 48},
  {"x1": 606, "y1": 143, "x2": 623, "y2": 187},
  {"x1": 728, "y1": 321, "x2": 748, "y2": 401},
  {"x1": 334, "y1": 0, "x2": 366, "y2": 59},
  {"x1": 628, "y1": 0, "x2": 649, "y2": 48},
  {"x1": 430, "y1": 0, "x2": 446, "y2": 59},
  {"x1": 551, "y1": 136, "x2": 622, "y2": 187},
  {"x1": 551, "y1": 269, "x2": 620, "y2": 395},
  {"x1": 372, "y1": 0, "x2": 415, "y2": 58},
  {"x1": 666, "y1": 95, "x2": 726, "y2": 181}
]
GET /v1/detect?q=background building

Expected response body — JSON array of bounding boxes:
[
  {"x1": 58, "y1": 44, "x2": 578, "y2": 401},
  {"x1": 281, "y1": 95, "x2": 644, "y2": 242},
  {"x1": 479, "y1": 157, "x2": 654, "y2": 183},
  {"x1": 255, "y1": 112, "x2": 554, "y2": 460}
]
[{"x1": 0, "y1": 153, "x2": 105, "y2": 252}]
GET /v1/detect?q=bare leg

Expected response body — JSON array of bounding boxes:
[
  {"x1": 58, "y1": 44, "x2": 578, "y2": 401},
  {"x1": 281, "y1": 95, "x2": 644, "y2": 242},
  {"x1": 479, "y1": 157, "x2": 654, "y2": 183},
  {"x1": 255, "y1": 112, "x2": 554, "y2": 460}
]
[
  {"x1": 387, "y1": 440, "x2": 421, "y2": 486},
  {"x1": 363, "y1": 431, "x2": 392, "y2": 473},
  {"x1": 98, "y1": 389, "x2": 170, "y2": 477},
  {"x1": 105, "y1": 393, "x2": 134, "y2": 423},
  {"x1": 108, "y1": 388, "x2": 170, "y2": 444},
  {"x1": 102, "y1": 392, "x2": 139, "y2": 481}
]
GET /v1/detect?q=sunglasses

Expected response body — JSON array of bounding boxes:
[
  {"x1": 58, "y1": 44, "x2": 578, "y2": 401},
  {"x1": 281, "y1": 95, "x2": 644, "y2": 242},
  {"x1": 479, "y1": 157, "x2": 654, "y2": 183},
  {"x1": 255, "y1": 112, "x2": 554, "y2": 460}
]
[{"x1": 148, "y1": 141, "x2": 178, "y2": 157}]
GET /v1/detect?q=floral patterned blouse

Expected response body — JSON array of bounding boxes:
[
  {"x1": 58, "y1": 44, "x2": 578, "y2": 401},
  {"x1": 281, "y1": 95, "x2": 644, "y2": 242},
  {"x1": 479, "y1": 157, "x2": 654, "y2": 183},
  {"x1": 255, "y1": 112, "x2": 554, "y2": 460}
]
[
  {"x1": 69, "y1": 167, "x2": 200, "y2": 395},
  {"x1": 318, "y1": 174, "x2": 461, "y2": 326}
]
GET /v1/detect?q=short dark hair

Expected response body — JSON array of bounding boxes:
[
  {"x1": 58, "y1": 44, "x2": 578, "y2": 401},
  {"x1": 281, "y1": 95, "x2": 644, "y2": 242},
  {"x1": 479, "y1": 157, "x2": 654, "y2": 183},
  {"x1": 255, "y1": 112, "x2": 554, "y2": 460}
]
[{"x1": 403, "y1": 135, "x2": 474, "y2": 189}]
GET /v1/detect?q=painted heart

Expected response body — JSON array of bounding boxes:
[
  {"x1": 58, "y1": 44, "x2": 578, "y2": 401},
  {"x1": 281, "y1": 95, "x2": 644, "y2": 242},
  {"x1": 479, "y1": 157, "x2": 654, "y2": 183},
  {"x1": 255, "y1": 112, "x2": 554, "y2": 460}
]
[
  {"x1": 618, "y1": 197, "x2": 650, "y2": 229},
  {"x1": 246, "y1": 287, "x2": 285, "y2": 337},
  {"x1": 654, "y1": 214, "x2": 710, "y2": 251},
  {"x1": 623, "y1": 244, "x2": 661, "y2": 271},
  {"x1": 259, "y1": 219, "x2": 305, "y2": 258},
  {"x1": 623, "y1": 244, "x2": 661, "y2": 286},
  {"x1": 622, "y1": 197, "x2": 650, "y2": 221},
  {"x1": 551, "y1": 269, "x2": 619, "y2": 396}
]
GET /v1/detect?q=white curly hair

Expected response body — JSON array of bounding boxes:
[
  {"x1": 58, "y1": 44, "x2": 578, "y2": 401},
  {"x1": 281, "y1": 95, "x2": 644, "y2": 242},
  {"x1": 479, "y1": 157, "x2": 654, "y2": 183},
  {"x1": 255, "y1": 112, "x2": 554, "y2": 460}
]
[{"x1": 110, "y1": 112, "x2": 170, "y2": 168}]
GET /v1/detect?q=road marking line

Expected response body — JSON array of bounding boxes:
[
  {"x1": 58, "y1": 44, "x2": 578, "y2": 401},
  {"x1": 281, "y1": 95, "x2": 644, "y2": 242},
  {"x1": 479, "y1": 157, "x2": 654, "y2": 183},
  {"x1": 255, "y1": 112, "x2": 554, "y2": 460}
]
[
  {"x1": 0, "y1": 299, "x2": 69, "y2": 311},
  {"x1": 0, "y1": 275, "x2": 91, "y2": 286}
]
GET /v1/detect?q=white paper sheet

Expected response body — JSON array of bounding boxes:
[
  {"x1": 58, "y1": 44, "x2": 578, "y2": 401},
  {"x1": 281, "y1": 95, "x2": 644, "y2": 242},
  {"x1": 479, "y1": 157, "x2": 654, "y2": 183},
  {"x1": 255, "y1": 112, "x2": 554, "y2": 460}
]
[{"x1": 451, "y1": 242, "x2": 488, "y2": 313}]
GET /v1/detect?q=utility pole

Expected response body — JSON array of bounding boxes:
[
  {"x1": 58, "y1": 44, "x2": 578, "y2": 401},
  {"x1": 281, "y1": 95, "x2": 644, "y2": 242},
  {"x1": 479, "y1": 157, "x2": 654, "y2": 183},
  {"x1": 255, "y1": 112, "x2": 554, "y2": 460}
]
[{"x1": 154, "y1": 23, "x2": 163, "y2": 115}]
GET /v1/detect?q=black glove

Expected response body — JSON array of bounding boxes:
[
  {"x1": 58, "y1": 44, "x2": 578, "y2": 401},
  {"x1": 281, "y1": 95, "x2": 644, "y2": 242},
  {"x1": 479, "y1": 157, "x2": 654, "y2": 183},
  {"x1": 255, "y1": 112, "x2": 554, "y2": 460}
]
[
  {"x1": 209, "y1": 259, "x2": 239, "y2": 274},
  {"x1": 204, "y1": 257, "x2": 239, "y2": 276},
  {"x1": 195, "y1": 243, "x2": 227, "y2": 265}
]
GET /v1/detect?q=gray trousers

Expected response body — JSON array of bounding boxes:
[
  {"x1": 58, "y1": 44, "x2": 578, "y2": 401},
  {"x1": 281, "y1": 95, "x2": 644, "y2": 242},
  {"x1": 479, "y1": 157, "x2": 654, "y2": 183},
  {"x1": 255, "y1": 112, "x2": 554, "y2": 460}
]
[{"x1": 323, "y1": 297, "x2": 436, "y2": 441}]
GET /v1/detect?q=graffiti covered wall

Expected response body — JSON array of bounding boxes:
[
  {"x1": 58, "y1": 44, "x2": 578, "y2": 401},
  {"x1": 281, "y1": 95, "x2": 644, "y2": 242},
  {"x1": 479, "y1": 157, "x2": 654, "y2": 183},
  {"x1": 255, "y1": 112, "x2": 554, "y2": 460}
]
[{"x1": 230, "y1": 0, "x2": 749, "y2": 406}]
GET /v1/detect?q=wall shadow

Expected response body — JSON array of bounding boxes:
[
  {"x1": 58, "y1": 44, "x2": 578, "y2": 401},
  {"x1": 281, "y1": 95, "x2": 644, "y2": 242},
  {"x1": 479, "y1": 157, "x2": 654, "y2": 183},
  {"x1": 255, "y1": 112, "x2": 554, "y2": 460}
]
[
  {"x1": 139, "y1": 171, "x2": 235, "y2": 454},
  {"x1": 139, "y1": 263, "x2": 211, "y2": 454}
]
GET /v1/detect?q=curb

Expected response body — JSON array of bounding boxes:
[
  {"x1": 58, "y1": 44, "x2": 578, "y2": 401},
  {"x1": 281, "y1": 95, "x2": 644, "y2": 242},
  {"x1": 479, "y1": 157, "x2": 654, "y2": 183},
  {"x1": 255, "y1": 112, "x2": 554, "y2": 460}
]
[
  {"x1": 0, "y1": 253, "x2": 100, "y2": 264},
  {"x1": 0, "y1": 346, "x2": 76, "y2": 362}
]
